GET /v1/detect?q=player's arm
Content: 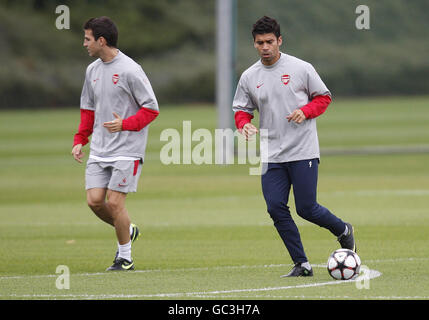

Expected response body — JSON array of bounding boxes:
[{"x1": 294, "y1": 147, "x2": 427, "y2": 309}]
[
  {"x1": 122, "y1": 107, "x2": 159, "y2": 131},
  {"x1": 234, "y1": 111, "x2": 258, "y2": 140},
  {"x1": 72, "y1": 70, "x2": 95, "y2": 163},
  {"x1": 103, "y1": 68, "x2": 159, "y2": 133},
  {"x1": 287, "y1": 95, "x2": 332, "y2": 124},
  {"x1": 300, "y1": 94, "x2": 331, "y2": 119},
  {"x1": 72, "y1": 109, "x2": 94, "y2": 163},
  {"x1": 103, "y1": 107, "x2": 159, "y2": 133},
  {"x1": 287, "y1": 63, "x2": 332, "y2": 124},
  {"x1": 233, "y1": 75, "x2": 258, "y2": 140}
]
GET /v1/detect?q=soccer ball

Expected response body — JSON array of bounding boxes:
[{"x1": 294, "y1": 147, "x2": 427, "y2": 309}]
[{"x1": 327, "y1": 249, "x2": 361, "y2": 280}]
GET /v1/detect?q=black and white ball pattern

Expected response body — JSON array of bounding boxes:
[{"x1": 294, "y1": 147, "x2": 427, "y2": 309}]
[{"x1": 327, "y1": 249, "x2": 361, "y2": 280}]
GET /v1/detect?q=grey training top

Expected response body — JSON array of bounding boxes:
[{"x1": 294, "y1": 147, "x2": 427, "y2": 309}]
[
  {"x1": 80, "y1": 50, "x2": 158, "y2": 161},
  {"x1": 232, "y1": 52, "x2": 331, "y2": 163}
]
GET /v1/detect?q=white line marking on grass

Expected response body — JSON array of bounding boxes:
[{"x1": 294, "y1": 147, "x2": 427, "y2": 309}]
[
  {"x1": 3, "y1": 256, "x2": 427, "y2": 282},
  {"x1": 3, "y1": 256, "x2": 423, "y2": 282},
  {"x1": 322, "y1": 189, "x2": 429, "y2": 197},
  {"x1": 322, "y1": 144, "x2": 429, "y2": 155},
  {"x1": 133, "y1": 269, "x2": 382, "y2": 299},
  {"x1": 0, "y1": 263, "x2": 294, "y2": 280},
  {"x1": 1, "y1": 269, "x2": 382, "y2": 300},
  {"x1": 3, "y1": 257, "x2": 429, "y2": 300},
  {"x1": 0, "y1": 257, "x2": 420, "y2": 282},
  {"x1": 20, "y1": 294, "x2": 429, "y2": 300},
  {"x1": 0, "y1": 266, "x2": 382, "y2": 300},
  {"x1": 364, "y1": 257, "x2": 429, "y2": 263}
]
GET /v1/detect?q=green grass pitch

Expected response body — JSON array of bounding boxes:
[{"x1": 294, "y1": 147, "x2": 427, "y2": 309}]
[{"x1": 0, "y1": 96, "x2": 428, "y2": 300}]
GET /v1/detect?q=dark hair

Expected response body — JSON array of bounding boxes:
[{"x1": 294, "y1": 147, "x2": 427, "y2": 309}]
[
  {"x1": 252, "y1": 16, "x2": 281, "y2": 39},
  {"x1": 83, "y1": 16, "x2": 118, "y2": 47}
]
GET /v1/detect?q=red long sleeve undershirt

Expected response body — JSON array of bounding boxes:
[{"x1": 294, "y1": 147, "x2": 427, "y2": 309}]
[
  {"x1": 233, "y1": 94, "x2": 331, "y2": 129},
  {"x1": 234, "y1": 110, "x2": 254, "y2": 130},
  {"x1": 300, "y1": 94, "x2": 331, "y2": 119},
  {"x1": 73, "y1": 107, "x2": 159, "y2": 147},
  {"x1": 73, "y1": 109, "x2": 94, "y2": 146},
  {"x1": 122, "y1": 107, "x2": 159, "y2": 131}
]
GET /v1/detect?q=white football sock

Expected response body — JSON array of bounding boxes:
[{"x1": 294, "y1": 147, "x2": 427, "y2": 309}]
[
  {"x1": 301, "y1": 262, "x2": 312, "y2": 271},
  {"x1": 117, "y1": 240, "x2": 132, "y2": 262}
]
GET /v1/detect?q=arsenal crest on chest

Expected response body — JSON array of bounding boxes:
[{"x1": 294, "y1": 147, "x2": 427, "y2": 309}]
[
  {"x1": 281, "y1": 74, "x2": 290, "y2": 85},
  {"x1": 112, "y1": 74, "x2": 119, "y2": 84}
]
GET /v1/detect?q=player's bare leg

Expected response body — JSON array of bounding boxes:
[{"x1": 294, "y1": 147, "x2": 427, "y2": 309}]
[
  {"x1": 106, "y1": 189, "x2": 131, "y2": 245},
  {"x1": 86, "y1": 188, "x2": 114, "y2": 226},
  {"x1": 104, "y1": 189, "x2": 135, "y2": 270},
  {"x1": 86, "y1": 188, "x2": 139, "y2": 242},
  {"x1": 87, "y1": 187, "x2": 139, "y2": 269}
]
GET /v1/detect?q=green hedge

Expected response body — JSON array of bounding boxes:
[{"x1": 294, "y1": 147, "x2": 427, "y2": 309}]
[{"x1": 0, "y1": 0, "x2": 428, "y2": 108}]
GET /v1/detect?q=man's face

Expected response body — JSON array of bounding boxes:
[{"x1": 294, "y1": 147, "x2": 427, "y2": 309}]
[
  {"x1": 83, "y1": 29, "x2": 102, "y2": 57},
  {"x1": 253, "y1": 33, "x2": 282, "y2": 65}
]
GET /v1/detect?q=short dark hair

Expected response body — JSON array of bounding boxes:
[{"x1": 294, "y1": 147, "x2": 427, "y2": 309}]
[
  {"x1": 252, "y1": 16, "x2": 281, "y2": 39},
  {"x1": 83, "y1": 16, "x2": 118, "y2": 47}
]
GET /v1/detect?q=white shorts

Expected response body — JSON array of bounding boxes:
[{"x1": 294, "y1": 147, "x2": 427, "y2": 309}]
[{"x1": 85, "y1": 158, "x2": 143, "y2": 193}]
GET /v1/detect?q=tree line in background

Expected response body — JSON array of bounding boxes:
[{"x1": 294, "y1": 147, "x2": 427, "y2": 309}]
[{"x1": 0, "y1": 0, "x2": 428, "y2": 109}]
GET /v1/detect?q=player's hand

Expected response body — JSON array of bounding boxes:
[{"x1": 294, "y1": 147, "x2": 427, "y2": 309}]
[
  {"x1": 103, "y1": 112, "x2": 123, "y2": 133},
  {"x1": 286, "y1": 109, "x2": 306, "y2": 124},
  {"x1": 240, "y1": 123, "x2": 258, "y2": 140},
  {"x1": 71, "y1": 144, "x2": 84, "y2": 163}
]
